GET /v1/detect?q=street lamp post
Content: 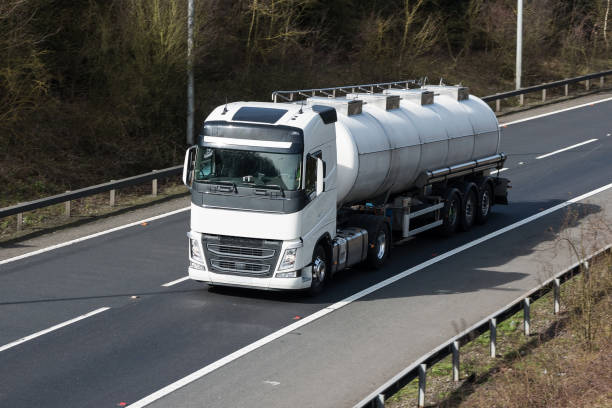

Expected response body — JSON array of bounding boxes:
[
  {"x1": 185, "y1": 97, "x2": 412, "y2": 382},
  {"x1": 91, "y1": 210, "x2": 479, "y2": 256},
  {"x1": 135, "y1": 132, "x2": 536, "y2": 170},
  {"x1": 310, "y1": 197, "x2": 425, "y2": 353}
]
[
  {"x1": 187, "y1": 0, "x2": 195, "y2": 145},
  {"x1": 516, "y1": 0, "x2": 523, "y2": 90}
]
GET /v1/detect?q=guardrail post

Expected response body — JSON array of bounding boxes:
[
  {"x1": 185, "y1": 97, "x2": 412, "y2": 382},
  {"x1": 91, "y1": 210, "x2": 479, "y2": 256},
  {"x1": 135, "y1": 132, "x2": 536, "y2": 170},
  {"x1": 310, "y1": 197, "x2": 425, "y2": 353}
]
[
  {"x1": 452, "y1": 340, "x2": 460, "y2": 381},
  {"x1": 375, "y1": 393, "x2": 385, "y2": 408},
  {"x1": 418, "y1": 364, "x2": 427, "y2": 408},
  {"x1": 553, "y1": 278, "x2": 560, "y2": 314},
  {"x1": 519, "y1": 94, "x2": 524, "y2": 106},
  {"x1": 152, "y1": 171, "x2": 158, "y2": 197},
  {"x1": 523, "y1": 298, "x2": 530, "y2": 336},
  {"x1": 65, "y1": 191, "x2": 71, "y2": 218},
  {"x1": 600, "y1": 76, "x2": 605, "y2": 88},
  {"x1": 110, "y1": 181, "x2": 116, "y2": 207},
  {"x1": 585, "y1": 79, "x2": 590, "y2": 91},
  {"x1": 495, "y1": 99, "x2": 501, "y2": 112},
  {"x1": 16, "y1": 213, "x2": 23, "y2": 231},
  {"x1": 542, "y1": 89, "x2": 546, "y2": 102},
  {"x1": 489, "y1": 318, "x2": 497, "y2": 357},
  {"x1": 564, "y1": 83, "x2": 569, "y2": 96}
]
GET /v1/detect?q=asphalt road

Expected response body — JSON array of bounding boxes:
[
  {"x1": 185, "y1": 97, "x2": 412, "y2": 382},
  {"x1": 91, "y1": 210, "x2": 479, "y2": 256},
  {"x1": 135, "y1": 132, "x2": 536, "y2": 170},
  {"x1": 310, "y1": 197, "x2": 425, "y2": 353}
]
[{"x1": 0, "y1": 99, "x2": 611, "y2": 407}]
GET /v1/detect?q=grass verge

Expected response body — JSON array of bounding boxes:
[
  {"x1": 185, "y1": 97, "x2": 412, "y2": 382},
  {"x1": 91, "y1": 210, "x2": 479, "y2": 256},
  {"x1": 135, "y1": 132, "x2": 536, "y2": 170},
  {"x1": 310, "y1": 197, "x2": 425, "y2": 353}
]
[{"x1": 387, "y1": 251, "x2": 612, "y2": 408}]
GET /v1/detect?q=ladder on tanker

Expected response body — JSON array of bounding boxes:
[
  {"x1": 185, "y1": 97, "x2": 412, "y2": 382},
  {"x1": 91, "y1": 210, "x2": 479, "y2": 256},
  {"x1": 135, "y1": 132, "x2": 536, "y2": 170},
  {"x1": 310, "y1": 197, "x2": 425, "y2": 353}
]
[{"x1": 271, "y1": 79, "x2": 422, "y2": 103}]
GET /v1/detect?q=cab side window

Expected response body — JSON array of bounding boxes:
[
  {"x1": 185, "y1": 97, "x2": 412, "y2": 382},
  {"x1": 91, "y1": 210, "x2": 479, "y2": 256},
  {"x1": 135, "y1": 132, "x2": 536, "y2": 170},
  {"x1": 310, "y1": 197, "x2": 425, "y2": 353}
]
[{"x1": 305, "y1": 154, "x2": 317, "y2": 198}]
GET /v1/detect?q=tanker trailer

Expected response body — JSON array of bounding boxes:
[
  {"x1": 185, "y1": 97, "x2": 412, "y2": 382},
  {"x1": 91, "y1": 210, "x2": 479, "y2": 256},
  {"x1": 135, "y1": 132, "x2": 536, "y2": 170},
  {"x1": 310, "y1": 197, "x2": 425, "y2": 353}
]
[{"x1": 182, "y1": 81, "x2": 509, "y2": 294}]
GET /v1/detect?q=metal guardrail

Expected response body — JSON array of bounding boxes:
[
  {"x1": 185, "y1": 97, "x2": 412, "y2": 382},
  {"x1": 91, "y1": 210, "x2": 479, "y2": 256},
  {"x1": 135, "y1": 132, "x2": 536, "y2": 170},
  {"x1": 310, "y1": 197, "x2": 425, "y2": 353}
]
[
  {"x1": 482, "y1": 69, "x2": 612, "y2": 112},
  {"x1": 0, "y1": 166, "x2": 183, "y2": 224},
  {"x1": 355, "y1": 243, "x2": 612, "y2": 408},
  {"x1": 1, "y1": 70, "x2": 610, "y2": 226}
]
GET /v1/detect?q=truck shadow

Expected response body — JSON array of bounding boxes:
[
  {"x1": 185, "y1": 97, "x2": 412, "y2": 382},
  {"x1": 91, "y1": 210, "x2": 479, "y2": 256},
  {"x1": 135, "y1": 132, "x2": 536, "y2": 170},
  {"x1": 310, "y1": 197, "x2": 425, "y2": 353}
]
[{"x1": 208, "y1": 199, "x2": 602, "y2": 307}]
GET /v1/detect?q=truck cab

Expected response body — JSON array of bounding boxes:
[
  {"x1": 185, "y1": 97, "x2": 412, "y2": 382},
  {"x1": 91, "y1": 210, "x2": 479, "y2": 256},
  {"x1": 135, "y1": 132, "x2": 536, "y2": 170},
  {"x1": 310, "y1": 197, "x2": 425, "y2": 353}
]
[{"x1": 184, "y1": 102, "x2": 338, "y2": 291}]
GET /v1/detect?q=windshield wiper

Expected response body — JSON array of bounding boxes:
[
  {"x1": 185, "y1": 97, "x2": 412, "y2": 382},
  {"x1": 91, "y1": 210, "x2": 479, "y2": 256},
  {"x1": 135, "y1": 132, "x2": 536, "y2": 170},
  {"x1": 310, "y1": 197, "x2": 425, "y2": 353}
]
[
  {"x1": 201, "y1": 180, "x2": 237, "y2": 192},
  {"x1": 242, "y1": 183, "x2": 285, "y2": 197}
]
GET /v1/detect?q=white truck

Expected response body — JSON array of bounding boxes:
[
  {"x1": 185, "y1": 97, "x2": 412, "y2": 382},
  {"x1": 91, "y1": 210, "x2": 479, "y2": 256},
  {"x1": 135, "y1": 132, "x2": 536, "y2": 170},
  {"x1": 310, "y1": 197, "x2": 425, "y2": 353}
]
[{"x1": 182, "y1": 81, "x2": 509, "y2": 294}]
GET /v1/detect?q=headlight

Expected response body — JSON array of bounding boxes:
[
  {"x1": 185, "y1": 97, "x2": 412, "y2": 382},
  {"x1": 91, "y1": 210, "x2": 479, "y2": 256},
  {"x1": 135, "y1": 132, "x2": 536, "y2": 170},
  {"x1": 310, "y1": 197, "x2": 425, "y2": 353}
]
[
  {"x1": 190, "y1": 238, "x2": 203, "y2": 261},
  {"x1": 279, "y1": 248, "x2": 297, "y2": 271}
]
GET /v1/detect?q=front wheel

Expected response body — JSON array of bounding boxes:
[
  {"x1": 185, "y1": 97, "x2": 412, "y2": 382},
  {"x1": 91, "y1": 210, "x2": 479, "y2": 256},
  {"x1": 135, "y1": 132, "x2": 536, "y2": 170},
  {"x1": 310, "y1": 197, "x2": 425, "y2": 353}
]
[{"x1": 307, "y1": 245, "x2": 328, "y2": 296}]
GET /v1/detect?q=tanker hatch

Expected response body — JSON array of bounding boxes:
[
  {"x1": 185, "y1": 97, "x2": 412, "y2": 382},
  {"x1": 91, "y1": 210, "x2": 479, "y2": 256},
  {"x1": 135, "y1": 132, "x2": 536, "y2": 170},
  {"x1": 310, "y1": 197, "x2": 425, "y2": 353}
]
[
  {"x1": 306, "y1": 97, "x2": 363, "y2": 116},
  {"x1": 345, "y1": 93, "x2": 400, "y2": 111},
  {"x1": 383, "y1": 89, "x2": 434, "y2": 105}
]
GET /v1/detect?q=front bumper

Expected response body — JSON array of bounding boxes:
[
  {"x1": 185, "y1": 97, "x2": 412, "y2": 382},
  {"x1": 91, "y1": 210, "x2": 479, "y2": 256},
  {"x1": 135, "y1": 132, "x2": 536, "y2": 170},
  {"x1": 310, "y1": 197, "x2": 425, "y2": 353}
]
[{"x1": 188, "y1": 265, "x2": 312, "y2": 290}]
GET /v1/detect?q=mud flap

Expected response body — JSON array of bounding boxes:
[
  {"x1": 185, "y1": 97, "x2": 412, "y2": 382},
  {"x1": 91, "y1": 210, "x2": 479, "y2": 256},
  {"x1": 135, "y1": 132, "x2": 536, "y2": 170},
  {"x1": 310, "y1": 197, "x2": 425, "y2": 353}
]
[{"x1": 494, "y1": 177, "x2": 511, "y2": 205}]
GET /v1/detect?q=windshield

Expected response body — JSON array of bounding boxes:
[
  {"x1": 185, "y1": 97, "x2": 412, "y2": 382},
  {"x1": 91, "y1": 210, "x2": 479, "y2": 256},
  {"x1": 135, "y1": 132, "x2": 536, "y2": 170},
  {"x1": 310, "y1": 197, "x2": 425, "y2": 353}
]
[{"x1": 195, "y1": 147, "x2": 302, "y2": 191}]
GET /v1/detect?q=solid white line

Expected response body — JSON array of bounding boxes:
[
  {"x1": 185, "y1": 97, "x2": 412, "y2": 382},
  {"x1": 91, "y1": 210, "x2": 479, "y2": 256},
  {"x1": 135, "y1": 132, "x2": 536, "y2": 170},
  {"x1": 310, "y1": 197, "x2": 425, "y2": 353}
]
[
  {"x1": 490, "y1": 168, "x2": 509, "y2": 175},
  {"x1": 127, "y1": 181, "x2": 612, "y2": 408},
  {"x1": 161, "y1": 276, "x2": 190, "y2": 287},
  {"x1": 0, "y1": 207, "x2": 190, "y2": 266},
  {"x1": 536, "y1": 138, "x2": 598, "y2": 159},
  {"x1": 0, "y1": 307, "x2": 110, "y2": 353},
  {"x1": 500, "y1": 96, "x2": 612, "y2": 126}
]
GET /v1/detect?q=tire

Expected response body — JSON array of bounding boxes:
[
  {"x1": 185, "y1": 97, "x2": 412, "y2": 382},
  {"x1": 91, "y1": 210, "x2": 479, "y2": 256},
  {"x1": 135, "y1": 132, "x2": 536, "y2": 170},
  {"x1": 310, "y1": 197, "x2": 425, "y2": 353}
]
[
  {"x1": 307, "y1": 244, "x2": 328, "y2": 296},
  {"x1": 476, "y1": 182, "x2": 493, "y2": 225},
  {"x1": 367, "y1": 222, "x2": 390, "y2": 269},
  {"x1": 439, "y1": 188, "x2": 461, "y2": 237},
  {"x1": 346, "y1": 214, "x2": 391, "y2": 269},
  {"x1": 459, "y1": 184, "x2": 478, "y2": 232}
]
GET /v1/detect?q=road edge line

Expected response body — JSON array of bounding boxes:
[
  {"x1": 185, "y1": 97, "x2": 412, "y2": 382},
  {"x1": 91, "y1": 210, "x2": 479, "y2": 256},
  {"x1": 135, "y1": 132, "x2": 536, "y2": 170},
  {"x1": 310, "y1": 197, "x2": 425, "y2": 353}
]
[
  {"x1": 500, "y1": 96, "x2": 612, "y2": 126},
  {"x1": 0, "y1": 207, "x2": 190, "y2": 265}
]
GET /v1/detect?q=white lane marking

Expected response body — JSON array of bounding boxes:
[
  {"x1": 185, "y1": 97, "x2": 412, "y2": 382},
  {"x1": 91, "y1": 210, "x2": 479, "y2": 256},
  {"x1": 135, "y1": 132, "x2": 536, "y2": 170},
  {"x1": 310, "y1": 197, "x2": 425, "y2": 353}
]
[
  {"x1": 161, "y1": 276, "x2": 190, "y2": 287},
  {"x1": 500, "y1": 96, "x2": 612, "y2": 126},
  {"x1": 0, "y1": 207, "x2": 190, "y2": 265},
  {"x1": 490, "y1": 168, "x2": 508, "y2": 175},
  {"x1": 0, "y1": 307, "x2": 110, "y2": 353},
  {"x1": 536, "y1": 138, "x2": 598, "y2": 159},
  {"x1": 127, "y1": 181, "x2": 612, "y2": 408}
]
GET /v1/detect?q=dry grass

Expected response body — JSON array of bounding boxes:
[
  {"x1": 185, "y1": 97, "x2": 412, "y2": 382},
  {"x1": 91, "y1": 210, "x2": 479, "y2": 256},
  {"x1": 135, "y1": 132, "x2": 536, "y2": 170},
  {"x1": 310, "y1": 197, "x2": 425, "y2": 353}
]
[{"x1": 387, "y1": 251, "x2": 612, "y2": 408}]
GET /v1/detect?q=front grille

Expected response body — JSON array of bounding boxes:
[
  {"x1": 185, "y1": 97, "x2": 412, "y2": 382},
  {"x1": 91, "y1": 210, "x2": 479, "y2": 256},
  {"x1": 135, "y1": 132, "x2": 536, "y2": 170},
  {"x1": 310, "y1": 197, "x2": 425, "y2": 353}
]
[
  {"x1": 201, "y1": 234, "x2": 282, "y2": 277},
  {"x1": 210, "y1": 260, "x2": 271, "y2": 275},
  {"x1": 207, "y1": 244, "x2": 275, "y2": 259}
]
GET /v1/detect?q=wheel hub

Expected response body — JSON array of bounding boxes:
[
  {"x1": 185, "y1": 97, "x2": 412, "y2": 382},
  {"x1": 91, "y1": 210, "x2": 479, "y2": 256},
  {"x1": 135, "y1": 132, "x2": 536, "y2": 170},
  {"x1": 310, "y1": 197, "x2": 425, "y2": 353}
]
[
  {"x1": 376, "y1": 231, "x2": 387, "y2": 260},
  {"x1": 313, "y1": 257, "x2": 326, "y2": 282}
]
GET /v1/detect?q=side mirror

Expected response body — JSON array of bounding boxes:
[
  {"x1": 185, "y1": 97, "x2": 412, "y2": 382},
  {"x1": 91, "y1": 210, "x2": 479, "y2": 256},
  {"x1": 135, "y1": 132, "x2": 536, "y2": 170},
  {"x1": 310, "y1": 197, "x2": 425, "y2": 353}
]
[
  {"x1": 316, "y1": 157, "x2": 324, "y2": 196},
  {"x1": 182, "y1": 146, "x2": 197, "y2": 187}
]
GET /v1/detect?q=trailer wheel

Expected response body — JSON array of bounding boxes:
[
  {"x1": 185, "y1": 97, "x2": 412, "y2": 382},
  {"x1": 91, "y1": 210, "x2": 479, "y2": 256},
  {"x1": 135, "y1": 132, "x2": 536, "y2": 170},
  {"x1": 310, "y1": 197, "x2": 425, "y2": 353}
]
[
  {"x1": 459, "y1": 184, "x2": 478, "y2": 232},
  {"x1": 440, "y1": 188, "x2": 461, "y2": 237},
  {"x1": 307, "y1": 245, "x2": 328, "y2": 296},
  {"x1": 476, "y1": 182, "x2": 493, "y2": 224},
  {"x1": 367, "y1": 222, "x2": 390, "y2": 269}
]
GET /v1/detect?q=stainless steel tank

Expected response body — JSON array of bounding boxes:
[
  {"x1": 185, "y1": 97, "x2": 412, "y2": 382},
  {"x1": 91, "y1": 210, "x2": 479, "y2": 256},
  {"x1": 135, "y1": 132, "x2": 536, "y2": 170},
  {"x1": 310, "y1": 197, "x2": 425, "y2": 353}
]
[{"x1": 307, "y1": 86, "x2": 500, "y2": 205}]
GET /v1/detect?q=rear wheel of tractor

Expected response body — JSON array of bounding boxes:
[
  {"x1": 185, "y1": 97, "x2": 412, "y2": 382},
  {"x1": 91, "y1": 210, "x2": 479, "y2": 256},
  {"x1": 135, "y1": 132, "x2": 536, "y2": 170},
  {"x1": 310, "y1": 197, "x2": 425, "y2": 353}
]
[
  {"x1": 367, "y1": 222, "x2": 390, "y2": 269},
  {"x1": 439, "y1": 188, "x2": 461, "y2": 237},
  {"x1": 459, "y1": 185, "x2": 478, "y2": 232},
  {"x1": 476, "y1": 182, "x2": 493, "y2": 225},
  {"x1": 307, "y1": 244, "x2": 328, "y2": 296}
]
